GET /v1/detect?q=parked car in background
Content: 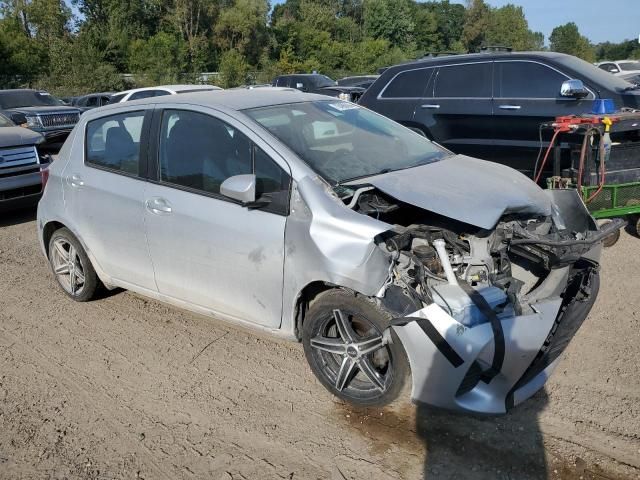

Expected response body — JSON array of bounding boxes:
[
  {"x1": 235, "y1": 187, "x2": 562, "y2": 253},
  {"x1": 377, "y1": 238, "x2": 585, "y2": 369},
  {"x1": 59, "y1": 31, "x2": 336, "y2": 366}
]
[
  {"x1": 73, "y1": 92, "x2": 115, "y2": 110},
  {"x1": 337, "y1": 75, "x2": 379, "y2": 90},
  {"x1": 0, "y1": 89, "x2": 82, "y2": 153},
  {"x1": 38, "y1": 89, "x2": 617, "y2": 413},
  {"x1": 597, "y1": 60, "x2": 640, "y2": 76},
  {"x1": 109, "y1": 84, "x2": 222, "y2": 103},
  {"x1": 272, "y1": 74, "x2": 365, "y2": 102},
  {"x1": 0, "y1": 112, "x2": 48, "y2": 209},
  {"x1": 359, "y1": 51, "x2": 640, "y2": 176}
]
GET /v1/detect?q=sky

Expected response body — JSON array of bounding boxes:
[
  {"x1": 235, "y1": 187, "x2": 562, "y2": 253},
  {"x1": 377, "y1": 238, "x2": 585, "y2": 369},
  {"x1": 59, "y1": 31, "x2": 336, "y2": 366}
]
[{"x1": 452, "y1": 0, "x2": 639, "y2": 44}]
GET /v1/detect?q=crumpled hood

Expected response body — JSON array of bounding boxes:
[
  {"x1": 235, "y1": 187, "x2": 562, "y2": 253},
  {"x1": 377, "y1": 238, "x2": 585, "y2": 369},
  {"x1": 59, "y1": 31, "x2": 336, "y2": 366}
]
[
  {"x1": 347, "y1": 155, "x2": 553, "y2": 230},
  {"x1": 0, "y1": 126, "x2": 44, "y2": 148}
]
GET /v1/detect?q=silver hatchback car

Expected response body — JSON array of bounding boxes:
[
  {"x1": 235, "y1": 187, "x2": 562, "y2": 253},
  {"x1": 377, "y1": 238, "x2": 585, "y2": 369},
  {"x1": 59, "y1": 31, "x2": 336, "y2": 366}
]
[{"x1": 37, "y1": 89, "x2": 620, "y2": 412}]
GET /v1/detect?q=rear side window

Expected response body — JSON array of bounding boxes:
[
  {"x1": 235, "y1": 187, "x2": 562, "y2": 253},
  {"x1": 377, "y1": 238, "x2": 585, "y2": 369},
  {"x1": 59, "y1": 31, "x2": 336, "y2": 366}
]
[
  {"x1": 85, "y1": 111, "x2": 145, "y2": 175},
  {"x1": 380, "y1": 68, "x2": 432, "y2": 98},
  {"x1": 434, "y1": 63, "x2": 492, "y2": 98},
  {"x1": 496, "y1": 61, "x2": 567, "y2": 98}
]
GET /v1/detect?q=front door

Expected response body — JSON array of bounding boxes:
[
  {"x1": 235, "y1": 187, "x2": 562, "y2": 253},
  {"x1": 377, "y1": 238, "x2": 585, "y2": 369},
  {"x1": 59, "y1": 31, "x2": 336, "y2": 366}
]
[
  {"x1": 490, "y1": 60, "x2": 593, "y2": 176},
  {"x1": 143, "y1": 107, "x2": 291, "y2": 328},
  {"x1": 65, "y1": 108, "x2": 157, "y2": 291}
]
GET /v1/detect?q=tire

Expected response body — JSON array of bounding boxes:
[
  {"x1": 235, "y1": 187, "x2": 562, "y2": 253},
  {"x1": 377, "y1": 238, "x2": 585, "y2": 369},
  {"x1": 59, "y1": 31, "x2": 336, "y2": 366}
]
[
  {"x1": 597, "y1": 218, "x2": 621, "y2": 247},
  {"x1": 48, "y1": 227, "x2": 99, "y2": 302},
  {"x1": 633, "y1": 215, "x2": 640, "y2": 238},
  {"x1": 302, "y1": 289, "x2": 409, "y2": 407}
]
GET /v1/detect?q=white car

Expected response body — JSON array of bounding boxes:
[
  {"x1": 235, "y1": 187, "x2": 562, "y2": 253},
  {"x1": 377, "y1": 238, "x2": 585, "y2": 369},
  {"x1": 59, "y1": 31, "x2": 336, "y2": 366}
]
[
  {"x1": 597, "y1": 60, "x2": 640, "y2": 76},
  {"x1": 109, "y1": 84, "x2": 222, "y2": 103}
]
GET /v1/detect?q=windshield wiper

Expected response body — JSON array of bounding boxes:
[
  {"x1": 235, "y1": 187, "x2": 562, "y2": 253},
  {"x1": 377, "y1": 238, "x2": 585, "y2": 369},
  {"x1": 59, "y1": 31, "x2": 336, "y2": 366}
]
[{"x1": 622, "y1": 84, "x2": 640, "y2": 92}]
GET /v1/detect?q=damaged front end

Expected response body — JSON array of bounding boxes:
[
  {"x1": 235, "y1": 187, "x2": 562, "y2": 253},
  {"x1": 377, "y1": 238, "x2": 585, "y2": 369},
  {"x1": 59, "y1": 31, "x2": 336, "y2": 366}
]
[{"x1": 339, "y1": 182, "x2": 623, "y2": 413}]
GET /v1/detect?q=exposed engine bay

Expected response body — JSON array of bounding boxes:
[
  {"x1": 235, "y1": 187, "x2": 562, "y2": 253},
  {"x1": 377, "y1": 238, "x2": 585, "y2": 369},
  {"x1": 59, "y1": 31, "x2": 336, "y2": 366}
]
[
  {"x1": 332, "y1": 184, "x2": 623, "y2": 412},
  {"x1": 340, "y1": 187, "x2": 619, "y2": 323}
]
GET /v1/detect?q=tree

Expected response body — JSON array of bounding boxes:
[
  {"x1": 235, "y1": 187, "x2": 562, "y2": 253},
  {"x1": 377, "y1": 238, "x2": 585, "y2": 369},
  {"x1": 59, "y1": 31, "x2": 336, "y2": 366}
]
[
  {"x1": 128, "y1": 32, "x2": 187, "y2": 84},
  {"x1": 363, "y1": 0, "x2": 415, "y2": 49},
  {"x1": 461, "y1": 0, "x2": 490, "y2": 52},
  {"x1": 485, "y1": 4, "x2": 542, "y2": 51},
  {"x1": 215, "y1": 0, "x2": 269, "y2": 65},
  {"x1": 218, "y1": 48, "x2": 249, "y2": 87},
  {"x1": 549, "y1": 22, "x2": 595, "y2": 62}
]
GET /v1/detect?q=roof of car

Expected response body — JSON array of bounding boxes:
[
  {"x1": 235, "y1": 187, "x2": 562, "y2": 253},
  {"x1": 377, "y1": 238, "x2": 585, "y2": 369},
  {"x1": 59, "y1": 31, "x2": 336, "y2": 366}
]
[
  {"x1": 92, "y1": 87, "x2": 332, "y2": 113},
  {"x1": 387, "y1": 51, "x2": 570, "y2": 71}
]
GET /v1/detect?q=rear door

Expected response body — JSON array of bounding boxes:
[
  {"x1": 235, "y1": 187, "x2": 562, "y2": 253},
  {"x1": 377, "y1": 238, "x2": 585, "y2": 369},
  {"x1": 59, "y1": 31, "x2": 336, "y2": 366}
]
[
  {"x1": 414, "y1": 61, "x2": 494, "y2": 158},
  {"x1": 491, "y1": 60, "x2": 594, "y2": 175},
  {"x1": 65, "y1": 107, "x2": 157, "y2": 291}
]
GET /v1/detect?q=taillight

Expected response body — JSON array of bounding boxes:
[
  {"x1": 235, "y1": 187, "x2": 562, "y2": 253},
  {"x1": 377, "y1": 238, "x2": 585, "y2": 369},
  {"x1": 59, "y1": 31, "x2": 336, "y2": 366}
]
[{"x1": 41, "y1": 167, "x2": 50, "y2": 189}]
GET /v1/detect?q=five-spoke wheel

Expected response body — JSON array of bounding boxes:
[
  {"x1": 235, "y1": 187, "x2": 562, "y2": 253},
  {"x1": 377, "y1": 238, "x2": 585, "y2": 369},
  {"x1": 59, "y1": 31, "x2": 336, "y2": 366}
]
[
  {"x1": 48, "y1": 228, "x2": 99, "y2": 301},
  {"x1": 303, "y1": 290, "x2": 408, "y2": 406}
]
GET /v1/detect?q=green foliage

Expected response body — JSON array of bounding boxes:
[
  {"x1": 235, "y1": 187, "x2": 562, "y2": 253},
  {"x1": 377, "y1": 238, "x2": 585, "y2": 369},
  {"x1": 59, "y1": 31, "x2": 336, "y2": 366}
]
[
  {"x1": 0, "y1": 0, "x2": 625, "y2": 95},
  {"x1": 363, "y1": 0, "x2": 415, "y2": 49},
  {"x1": 595, "y1": 39, "x2": 640, "y2": 61},
  {"x1": 550, "y1": 22, "x2": 595, "y2": 62},
  {"x1": 219, "y1": 48, "x2": 249, "y2": 87},
  {"x1": 128, "y1": 32, "x2": 187, "y2": 84}
]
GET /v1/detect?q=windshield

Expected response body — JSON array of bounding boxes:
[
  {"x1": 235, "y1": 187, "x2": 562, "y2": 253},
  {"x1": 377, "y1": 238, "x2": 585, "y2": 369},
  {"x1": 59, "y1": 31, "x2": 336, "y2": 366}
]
[
  {"x1": 0, "y1": 90, "x2": 64, "y2": 109},
  {"x1": 313, "y1": 75, "x2": 337, "y2": 88},
  {"x1": 619, "y1": 61, "x2": 640, "y2": 72},
  {"x1": 0, "y1": 113, "x2": 14, "y2": 127},
  {"x1": 245, "y1": 101, "x2": 448, "y2": 184},
  {"x1": 560, "y1": 56, "x2": 635, "y2": 92}
]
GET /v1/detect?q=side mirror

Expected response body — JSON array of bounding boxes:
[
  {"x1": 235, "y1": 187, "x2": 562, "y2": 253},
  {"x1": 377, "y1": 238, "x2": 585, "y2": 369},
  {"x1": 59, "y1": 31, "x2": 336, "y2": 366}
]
[
  {"x1": 295, "y1": 82, "x2": 307, "y2": 91},
  {"x1": 560, "y1": 79, "x2": 589, "y2": 99},
  {"x1": 220, "y1": 174, "x2": 256, "y2": 203},
  {"x1": 610, "y1": 68, "x2": 620, "y2": 74},
  {"x1": 10, "y1": 112, "x2": 27, "y2": 125}
]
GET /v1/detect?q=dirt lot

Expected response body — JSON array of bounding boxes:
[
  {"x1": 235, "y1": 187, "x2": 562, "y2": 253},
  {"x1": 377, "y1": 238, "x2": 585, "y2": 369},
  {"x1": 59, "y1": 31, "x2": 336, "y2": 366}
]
[{"x1": 0, "y1": 208, "x2": 639, "y2": 480}]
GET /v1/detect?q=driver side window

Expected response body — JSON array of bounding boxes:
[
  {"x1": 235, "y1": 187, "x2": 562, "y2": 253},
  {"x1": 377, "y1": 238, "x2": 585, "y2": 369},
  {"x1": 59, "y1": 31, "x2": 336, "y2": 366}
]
[{"x1": 159, "y1": 110, "x2": 291, "y2": 214}]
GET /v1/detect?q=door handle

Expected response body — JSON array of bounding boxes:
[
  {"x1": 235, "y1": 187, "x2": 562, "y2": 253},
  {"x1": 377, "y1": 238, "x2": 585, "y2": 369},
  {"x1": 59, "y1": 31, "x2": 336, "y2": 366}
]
[
  {"x1": 67, "y1": 174, "x2": 84, "y2": 187},
  {"x1": 145, "y1": 198, "x2": 172, "y2": 214},
  {"x1": 499, "y1": 105, "x2": 522, "y2": 110},
  {"x1": 421, "y1": 104, "x2": 441, "y2": 109}
]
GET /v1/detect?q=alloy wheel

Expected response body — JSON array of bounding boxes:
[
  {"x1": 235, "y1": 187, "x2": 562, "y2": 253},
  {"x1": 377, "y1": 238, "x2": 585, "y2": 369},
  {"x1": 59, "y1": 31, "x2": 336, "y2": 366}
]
[
  {"x1": 309, "y1": 309, "x2": 391, "y2": 393},
  {"x1": 50, "y1": 238, "x2": 86, "y2": 296}
]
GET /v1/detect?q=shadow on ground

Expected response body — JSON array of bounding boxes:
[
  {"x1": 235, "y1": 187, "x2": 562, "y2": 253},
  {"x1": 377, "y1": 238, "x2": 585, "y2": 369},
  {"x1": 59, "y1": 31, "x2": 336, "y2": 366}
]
[
  {"x1": 0, "y1": 206, "x2": 37, "y2": 228},
  {"x1": 415, "y1": 392, "x2": 548, "y2": 479}
]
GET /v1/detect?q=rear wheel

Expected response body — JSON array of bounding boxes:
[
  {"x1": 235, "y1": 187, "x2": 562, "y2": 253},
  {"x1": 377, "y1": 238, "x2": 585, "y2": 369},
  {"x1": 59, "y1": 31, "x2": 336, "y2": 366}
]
[
  {"x1": 302, "y1": 289, "x2": 408, "y2": 406},
  {"x1": 49, "y1": 228, "x2": 99, "y2": 302}
]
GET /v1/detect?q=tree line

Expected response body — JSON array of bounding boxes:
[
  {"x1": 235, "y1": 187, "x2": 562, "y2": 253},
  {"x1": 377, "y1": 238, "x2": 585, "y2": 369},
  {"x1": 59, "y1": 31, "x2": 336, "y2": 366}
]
[{"x1": 1, "y1": 0, "x2": 638, "y2": 95}]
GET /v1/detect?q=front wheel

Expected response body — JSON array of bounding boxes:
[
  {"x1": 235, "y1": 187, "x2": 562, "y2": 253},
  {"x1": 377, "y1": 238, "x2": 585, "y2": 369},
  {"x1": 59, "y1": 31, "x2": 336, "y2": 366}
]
[{"x1": 302, "y1": 289, "x2": 408, "y2": 407}]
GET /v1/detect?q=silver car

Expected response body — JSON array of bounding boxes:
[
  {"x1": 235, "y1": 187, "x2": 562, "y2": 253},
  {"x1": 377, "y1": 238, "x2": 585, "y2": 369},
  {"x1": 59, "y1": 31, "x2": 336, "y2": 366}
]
[{"x1": 37, "y1": 89, "x2": 621, "y2": 413}]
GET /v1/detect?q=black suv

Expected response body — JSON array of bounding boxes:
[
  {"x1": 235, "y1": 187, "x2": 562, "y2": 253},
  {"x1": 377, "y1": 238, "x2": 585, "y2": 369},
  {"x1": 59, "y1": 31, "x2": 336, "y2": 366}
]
[
  {"x1": 272, "y1": 74, "x2": 365, "y2": 102},
  {"x1": 0, "y1": 89, "x2": 82, "y2": 153},
  {"x1": 359, "y1": 52, "x2": 640, "y2": 175}
]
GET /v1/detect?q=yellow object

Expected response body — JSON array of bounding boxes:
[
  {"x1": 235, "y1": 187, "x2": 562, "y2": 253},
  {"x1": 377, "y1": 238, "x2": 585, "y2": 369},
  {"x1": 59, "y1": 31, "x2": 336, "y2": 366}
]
[{"x1": 602, "y1": 116, "x2": 613, "y2": 133}]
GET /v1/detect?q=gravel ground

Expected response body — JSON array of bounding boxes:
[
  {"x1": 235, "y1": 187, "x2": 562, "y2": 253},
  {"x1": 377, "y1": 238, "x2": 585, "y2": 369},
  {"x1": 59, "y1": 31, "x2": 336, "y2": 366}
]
[{"x1": 0, "y1": 207, "x2": 639, "y2": 480}]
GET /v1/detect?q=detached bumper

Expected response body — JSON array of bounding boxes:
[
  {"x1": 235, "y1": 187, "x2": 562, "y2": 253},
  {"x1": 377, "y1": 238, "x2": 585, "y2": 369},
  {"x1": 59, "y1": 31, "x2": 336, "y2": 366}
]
[{"x1": 391, "y1": 265, "x2": 599, "y2": 414}]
